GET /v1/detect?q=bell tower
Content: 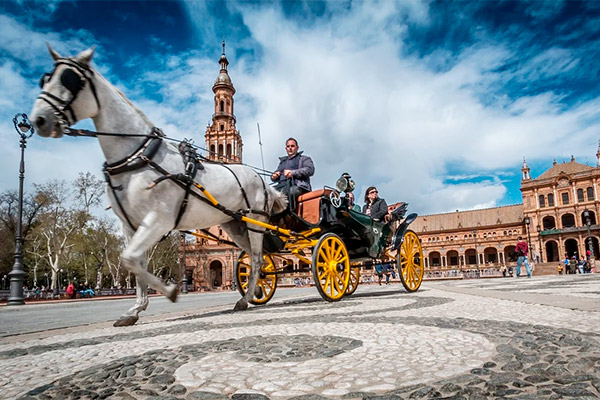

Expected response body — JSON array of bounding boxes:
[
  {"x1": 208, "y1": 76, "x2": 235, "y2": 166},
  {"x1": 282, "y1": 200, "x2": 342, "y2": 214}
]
[{"x1": 205, "y1": 41, "x2": 243, "y2": 163}]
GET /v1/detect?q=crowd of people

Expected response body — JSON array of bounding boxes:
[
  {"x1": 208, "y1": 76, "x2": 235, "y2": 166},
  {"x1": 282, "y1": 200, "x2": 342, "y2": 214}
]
[{"x1": 559, "y1": 253, "x2": 594, "y2": 274}]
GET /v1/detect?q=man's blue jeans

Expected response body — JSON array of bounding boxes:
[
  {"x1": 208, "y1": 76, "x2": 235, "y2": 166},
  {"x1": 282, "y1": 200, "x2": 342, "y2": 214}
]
[{"x1": 516, "y1": 256, "x2": 531, "y2": 277}]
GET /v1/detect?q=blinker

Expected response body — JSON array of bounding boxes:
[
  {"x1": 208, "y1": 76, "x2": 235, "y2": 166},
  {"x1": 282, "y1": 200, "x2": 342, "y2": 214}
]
[{"x1": 60, "y1": 68, "x2": 85, "y2": 95}]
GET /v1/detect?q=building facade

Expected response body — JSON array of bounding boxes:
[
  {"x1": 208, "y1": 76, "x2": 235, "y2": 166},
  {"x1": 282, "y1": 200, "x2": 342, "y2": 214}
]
[{"x1": 411, "y1": 152, "x2": 600, "y2": 278}]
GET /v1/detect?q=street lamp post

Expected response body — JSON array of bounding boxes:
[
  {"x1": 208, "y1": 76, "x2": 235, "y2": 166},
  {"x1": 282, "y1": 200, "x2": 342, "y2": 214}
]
[
  {"x1": 8, "y1": 113, "x2": 34, "y2": 306},
  {"x1": 524, "y1": 217, "x2": 533, "y2": 263},
  {"x1": 583, "y1": 209, "x2": 594, "y2": 260},
  {"x1": 473, "y1": 230, "x2": 479, "y2": 278},
  {"x1": 537, "y1": 225, "x2": 543, "y2": 263},
  {"x1": 180, "y1": 232, "x2": 188, "y2": 294}
]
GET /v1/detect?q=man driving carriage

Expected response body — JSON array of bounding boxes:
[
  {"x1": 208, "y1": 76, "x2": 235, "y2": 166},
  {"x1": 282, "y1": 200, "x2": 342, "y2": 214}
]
[{"x1": 271, "y1": 138, "x2": 315, "y2": 203}]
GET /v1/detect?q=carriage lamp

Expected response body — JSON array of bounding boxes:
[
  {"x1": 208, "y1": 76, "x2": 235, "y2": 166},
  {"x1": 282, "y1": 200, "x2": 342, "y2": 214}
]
[
  {"x1": 8, "y1": 113, "x2": 34, "y2": 305},
  {"x1": 336, "y1": 172, "x2": 355, "y2": 193}
]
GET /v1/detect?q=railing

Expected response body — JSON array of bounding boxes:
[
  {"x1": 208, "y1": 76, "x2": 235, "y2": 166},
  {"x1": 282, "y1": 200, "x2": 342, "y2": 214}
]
[{"x1": 211, "y1": 112, "x2": 236, "y2": 122}]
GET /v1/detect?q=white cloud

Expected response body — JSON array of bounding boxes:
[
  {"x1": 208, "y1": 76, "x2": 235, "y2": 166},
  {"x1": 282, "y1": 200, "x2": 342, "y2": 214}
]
[{"x1": 1, "y1": 2, "x2": 599, "y2": 220}]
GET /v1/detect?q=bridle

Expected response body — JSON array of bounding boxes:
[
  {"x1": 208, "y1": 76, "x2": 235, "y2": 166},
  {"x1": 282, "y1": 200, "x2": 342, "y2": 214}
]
[{"x1": 37, "y1": 58, "x2": 101, "y2": 134}]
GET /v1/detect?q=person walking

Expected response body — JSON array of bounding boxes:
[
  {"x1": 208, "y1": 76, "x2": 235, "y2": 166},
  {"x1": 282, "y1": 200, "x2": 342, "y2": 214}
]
[{"x1": 515, "y1": 236, "x2": 531, "y2": 278}]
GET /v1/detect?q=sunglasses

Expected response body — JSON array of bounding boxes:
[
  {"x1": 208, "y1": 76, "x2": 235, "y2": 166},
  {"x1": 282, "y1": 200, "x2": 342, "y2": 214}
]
[{"x1": 369, "y1": 190, "x2": 378, "y2": 194}]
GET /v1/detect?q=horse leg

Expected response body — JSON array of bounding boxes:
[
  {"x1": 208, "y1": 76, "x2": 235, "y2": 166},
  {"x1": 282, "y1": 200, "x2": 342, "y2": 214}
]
[
  {"x1": 221, "y1": 220, "x2": 262, "y2": 311},
  {"x1": 236, "y1": 229, "x2": 264, "y2": 311},
  {"x1": 114, "y1": 279, "x2": 148, "y2": 327},
  {"x1": 120, "y1": 212, "x2": 178, "y2": 306}
]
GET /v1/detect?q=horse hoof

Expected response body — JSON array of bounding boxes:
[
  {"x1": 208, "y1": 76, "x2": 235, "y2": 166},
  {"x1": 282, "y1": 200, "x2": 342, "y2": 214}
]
[
  {"x1": 113, "y1": 316, "x2": 138, "y2": 327},
  {"x1": 254, "y1": 286, "x2": 263, "y2": 299},
  {"x1": 233, "y1": 299, "x2": 248, "y2": 311},
  {"x1": 165, "y1": 285, "x2": 178, "y2": 303}
]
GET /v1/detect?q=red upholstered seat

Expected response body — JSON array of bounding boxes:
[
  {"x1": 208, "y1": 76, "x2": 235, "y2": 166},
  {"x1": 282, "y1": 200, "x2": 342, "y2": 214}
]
[{"x1": 296, "y1": 189, "x2": 332, "y2": 224}]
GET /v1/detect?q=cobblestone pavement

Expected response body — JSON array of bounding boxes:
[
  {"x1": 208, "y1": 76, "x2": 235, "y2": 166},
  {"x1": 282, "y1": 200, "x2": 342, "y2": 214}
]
[{"x1": 1, "y1": 274, "x2": 599, "y2": 399}]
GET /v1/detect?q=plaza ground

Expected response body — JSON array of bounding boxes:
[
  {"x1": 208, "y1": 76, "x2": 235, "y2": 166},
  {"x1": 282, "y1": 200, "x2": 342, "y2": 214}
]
[{"x1": 0, "y1": 274, "x2": 599, "y2": 399}]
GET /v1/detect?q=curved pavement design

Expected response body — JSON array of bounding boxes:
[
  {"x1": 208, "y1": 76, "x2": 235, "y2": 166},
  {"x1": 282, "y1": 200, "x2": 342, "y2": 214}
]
[{"x1": 1, "y1": 274, "x2": 599, "y2": 399}]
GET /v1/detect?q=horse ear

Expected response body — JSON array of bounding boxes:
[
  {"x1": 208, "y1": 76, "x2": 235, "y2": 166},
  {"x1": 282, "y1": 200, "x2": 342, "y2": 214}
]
[
  {"x1": 46, "y1": 43, "x2": 62, "y2": 61},
  {"x1": 75, "y1": 46, "x2": 96, "y2": 65}
]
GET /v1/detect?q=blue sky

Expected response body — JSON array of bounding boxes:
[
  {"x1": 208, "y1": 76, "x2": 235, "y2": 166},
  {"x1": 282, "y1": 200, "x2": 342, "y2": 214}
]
[{"x1": 1, "y1": 0, "x2": 599, "y2": 216}]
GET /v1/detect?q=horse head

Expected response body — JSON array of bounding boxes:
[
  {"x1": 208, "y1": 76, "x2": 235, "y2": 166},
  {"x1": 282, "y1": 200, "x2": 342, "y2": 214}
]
[{"x1": 30, "y1": 44, "x2": 100, "y2": 138}]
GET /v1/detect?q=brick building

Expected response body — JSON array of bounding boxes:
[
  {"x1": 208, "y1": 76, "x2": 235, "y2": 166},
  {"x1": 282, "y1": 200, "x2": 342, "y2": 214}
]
[{"x1": 412, "y1": 152, "x2": 600, "y2": 278}]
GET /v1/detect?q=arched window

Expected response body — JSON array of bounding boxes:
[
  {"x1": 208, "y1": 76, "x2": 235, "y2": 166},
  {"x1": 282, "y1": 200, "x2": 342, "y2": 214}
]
[
  {"x1": 587, "y1": 187, "x2": 594, "y2": 201},
  {"x1": 220, "y1": 124, "x2": 224, "y2": 131},
  {"x1": 561, "y1": 213, "x2": 575, "y2": 228},
  {"x1": 542, "y1": 216, "x2": 556, "y2": 230},
  {"x1": 218, "y1": 144, "x2": 224, "y2": 156},
  {"x1": 220, "y1": 100, "x2": 224, "y2": 112},
  {"x1": 548, "y1": 193, "x2": 554, "y2": 207},
  {"x1": 577, "y1": 188, "x2": 584, "y2": 202},
  {"x1": 210, "y1": 144, "x2": 215, "y2": 155},
  {"x1": 226, "y1": 143, "x2": 232, "y2": 156},
  {"x1": 561, "y1": 192, "x2": 569, "y2": 205},
  {"x1": 539, "y1": 195, "x2": 545, "y2": 208}
]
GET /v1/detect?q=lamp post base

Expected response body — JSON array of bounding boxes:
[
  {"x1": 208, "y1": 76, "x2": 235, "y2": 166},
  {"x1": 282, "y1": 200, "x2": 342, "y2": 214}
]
[{"x1": 7, "y1": 266, "x2": 25, "y2": 306}]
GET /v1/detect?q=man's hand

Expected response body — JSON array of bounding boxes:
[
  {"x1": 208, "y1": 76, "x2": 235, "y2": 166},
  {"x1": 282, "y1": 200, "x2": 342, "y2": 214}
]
[
  {"x1": 271, "y1": 171, "x2": 281, "y2": 180},
  {"x1": 283, "y1": 169, "x2": 293, "y2": 179}
]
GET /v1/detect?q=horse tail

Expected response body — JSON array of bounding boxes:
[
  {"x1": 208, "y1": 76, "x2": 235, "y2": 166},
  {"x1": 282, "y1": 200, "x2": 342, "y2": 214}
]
[{"x1": 269, "y1": 186, "x2": 288, "y2": 214}]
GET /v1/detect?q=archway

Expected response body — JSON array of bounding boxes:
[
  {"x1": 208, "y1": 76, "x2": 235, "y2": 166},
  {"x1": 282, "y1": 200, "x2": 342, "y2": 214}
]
[
  {"x1": 504, "y1": 245, "x2": 516, "y2": 263},
  {"x1": 428, "y1": 251, "x2": 441, "y2": 268},
  {"x1": 564, "y1": 239, "x2": 579, "y2": 259},
  {"x1": 465, "y1": 249, "x2": 477, "y2": 265},
  {"x1": 447, "y1": 250, "x2": 459, "y2": 266},
  {"x1": 483, "y1": 247, "x2": 498, "y2": 263},
  {"x1": 209, "y1": 260, "x2": 223, "y2": 288},
  {"x1": 545, "y1": 240, "x2": 559, "y2": 262},
  {"x1": 542, "y1": 216, "x2": 556, "y2": 230}
]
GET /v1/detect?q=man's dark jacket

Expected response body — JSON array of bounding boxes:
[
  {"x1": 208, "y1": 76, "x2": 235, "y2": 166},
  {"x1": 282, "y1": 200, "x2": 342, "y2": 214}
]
[
  {"x1": 362, "y1": 197, "x2": 388, "y2": 221},
  {"x1": 272, "y1": 151, "x2": 315, "y2": 192}
]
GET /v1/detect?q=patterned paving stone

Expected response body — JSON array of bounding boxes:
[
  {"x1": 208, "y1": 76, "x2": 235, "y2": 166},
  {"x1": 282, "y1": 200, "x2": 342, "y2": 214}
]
[{"x1": 2, "y1": 275, "x2": 600, "y2": 399}]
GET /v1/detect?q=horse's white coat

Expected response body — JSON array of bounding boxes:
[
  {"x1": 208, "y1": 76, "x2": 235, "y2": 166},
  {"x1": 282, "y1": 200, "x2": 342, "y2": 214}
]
[{"x1": 30, "y1": 46, "x2": 287, "y2": 326}]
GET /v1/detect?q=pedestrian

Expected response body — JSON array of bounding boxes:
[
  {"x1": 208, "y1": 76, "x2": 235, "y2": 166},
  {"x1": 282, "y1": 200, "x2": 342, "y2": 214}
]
[
  {"x1": 515, "y1": 236, "x2": 531, "y2": 278},
  {"x1": 558, "y1": 263, "x2": 563, "y2": 275},
  {"x1": 66, "y1": 282, "x2": 75, "y2": 299}
]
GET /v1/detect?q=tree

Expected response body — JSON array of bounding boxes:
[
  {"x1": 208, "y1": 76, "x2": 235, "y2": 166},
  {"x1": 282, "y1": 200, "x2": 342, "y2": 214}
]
[
  {"x1": 29, "y1": 180, "x2": 89, "y2": 293},
  {"x1": 0, "y1": 189, "x2": 48, "y2": 275},
  {"x1": 74, "y1": 172, "x2": 104, "y2": 214},
  {"x1": 147, "y1": 233, "x2": 180, "y2": 283}
]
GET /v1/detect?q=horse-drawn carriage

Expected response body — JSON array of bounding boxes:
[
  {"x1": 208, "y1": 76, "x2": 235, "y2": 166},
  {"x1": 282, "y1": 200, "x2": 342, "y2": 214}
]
[
  {"x1": 227, "y1": 174, "x2": 424, "y2": 305},
  {"x1": 30, "y1": 45, "x2": 423, "y2": 326}
]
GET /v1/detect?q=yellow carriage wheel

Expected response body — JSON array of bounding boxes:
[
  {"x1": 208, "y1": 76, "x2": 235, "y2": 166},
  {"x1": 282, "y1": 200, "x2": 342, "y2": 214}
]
[
  {"x1": 345, "y1": 267, "x2": 361, "y2": 296},
  {"x1": 397, "y1": 230, "x2": 424, "y2": 292},
  {"x1": 312, "y1": 233, "x2": 350, "y2": 301},
  {"x1": 235, "y1": 251, "x2": 277, "y2": 305}
]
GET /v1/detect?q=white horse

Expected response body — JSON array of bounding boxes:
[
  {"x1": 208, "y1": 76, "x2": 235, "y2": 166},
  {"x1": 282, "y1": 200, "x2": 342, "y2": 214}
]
[{"x1": 30, "y1": 45, "x2": 287, "y2": 326}]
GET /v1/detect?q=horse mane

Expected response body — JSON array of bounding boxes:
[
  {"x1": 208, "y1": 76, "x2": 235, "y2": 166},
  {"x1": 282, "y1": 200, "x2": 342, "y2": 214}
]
[{"x1": 91, "y1": 65, "x2": 154, "y2": 127}]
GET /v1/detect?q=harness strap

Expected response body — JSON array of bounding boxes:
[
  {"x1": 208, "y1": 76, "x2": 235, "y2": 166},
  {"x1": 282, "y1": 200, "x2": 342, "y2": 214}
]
[
  {"x1": 103, "y1": 171, "x2": 137, "y2": 231},
  {"x1": 221, "y1": 164, "x2": 251, "y2": 210},
  {"x1": 104, "y1": 127, "x2": 164, "y2": 176}
]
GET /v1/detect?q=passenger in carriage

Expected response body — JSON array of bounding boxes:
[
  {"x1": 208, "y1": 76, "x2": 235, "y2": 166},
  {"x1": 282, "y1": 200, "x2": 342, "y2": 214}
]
[
  {"x1": 271, "y1": 138, "x2": 315, "y2": 202},
  {"x1": 362, "y1": 186, "x2": 388, "y2": 222}
]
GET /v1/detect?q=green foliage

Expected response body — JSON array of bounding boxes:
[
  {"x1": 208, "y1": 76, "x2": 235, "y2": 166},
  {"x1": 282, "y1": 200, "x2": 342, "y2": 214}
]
[{"x1": 0, "y1": 172, "x2": 182, "y2": 289}]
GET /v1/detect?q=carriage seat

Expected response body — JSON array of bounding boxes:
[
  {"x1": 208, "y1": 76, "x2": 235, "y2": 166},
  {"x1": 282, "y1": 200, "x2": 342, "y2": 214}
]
[{"x1": 296, "y1": 189, "x2": 332, "y2": 224}]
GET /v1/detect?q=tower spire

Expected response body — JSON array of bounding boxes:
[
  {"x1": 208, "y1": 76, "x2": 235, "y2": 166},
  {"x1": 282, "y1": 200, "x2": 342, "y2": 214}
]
[
  {"x1": 205, "y1": 42, "x2": 242, "y2": 163},
  {"x1": 596, "y1": 140, "x2": 600, "y2": 167},
  {"x1": 521, "y1": 157, "x2": 531, "y2": 181}
]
